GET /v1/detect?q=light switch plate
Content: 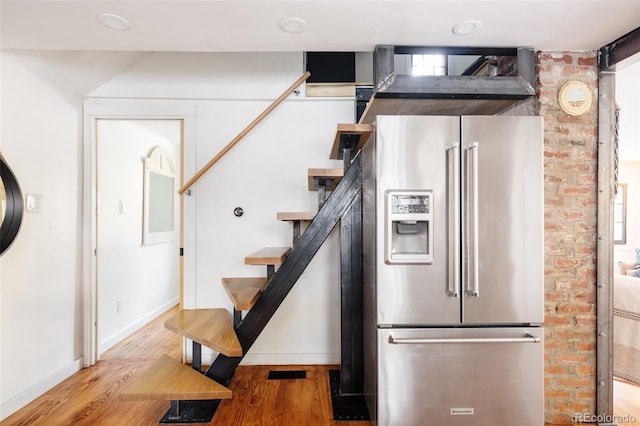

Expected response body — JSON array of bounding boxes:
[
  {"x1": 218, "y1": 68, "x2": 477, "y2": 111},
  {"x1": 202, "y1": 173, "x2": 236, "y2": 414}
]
[{"x1": 25, "y1": 193, "x2": 43, "y2": 213}]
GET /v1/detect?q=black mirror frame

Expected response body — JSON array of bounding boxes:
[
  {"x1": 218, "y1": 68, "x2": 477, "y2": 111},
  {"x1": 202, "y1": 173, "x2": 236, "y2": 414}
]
[{"x1": 0, "y1": 156, "x2": 24, "y2": 256}]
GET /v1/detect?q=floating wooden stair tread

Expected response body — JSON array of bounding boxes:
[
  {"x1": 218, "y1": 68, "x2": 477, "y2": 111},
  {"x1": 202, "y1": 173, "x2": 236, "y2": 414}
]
[
  {"x1": 119, "y1": 354, "x2": 232, "y2": 401},
  {"x1": 329, "y1": 123, "x2": 373, "y2": 160},
  {"x1": 165, "y1": 309, "x2": 242, "y2": 357},
  {"x1": 221, "y1": 277, "x2": 268, "y2": 311},
  {"x1": 245, "y1": 246, "x2": 291, "y2": 266},
  {"x1": 276, "y1": 211, "x2": 315, "y2": 221},
  {"x1": 307, "y1": 168, "x2": 344, "y2": 191}
]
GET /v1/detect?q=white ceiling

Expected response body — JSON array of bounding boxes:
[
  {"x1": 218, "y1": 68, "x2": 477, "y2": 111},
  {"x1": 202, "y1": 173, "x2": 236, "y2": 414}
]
[
  {"x1": 1, "y1": 0, "x2": 639, "y2": 53},
  {"x1": 2, "y1": 1, "x2": 640, "y2": 161}
]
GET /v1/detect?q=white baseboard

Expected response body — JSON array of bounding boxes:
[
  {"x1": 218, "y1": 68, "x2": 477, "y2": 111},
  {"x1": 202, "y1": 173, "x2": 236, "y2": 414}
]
[
  {"x1": 240, "y1": 352, "x2": 341, "y2": 365},
  {"x1": 190, "y1": 348, "x2": 340, "y2": 366},
  {"x1": 0, "y1": 357, "x2": 83, "y2": 421},
  {"x1": 98, "y1": 297, "x2": 179, "y2": 356}
]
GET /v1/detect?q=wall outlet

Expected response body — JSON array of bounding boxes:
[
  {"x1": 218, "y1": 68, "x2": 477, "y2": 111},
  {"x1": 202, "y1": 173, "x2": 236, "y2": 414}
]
[{"x1": 117, "y1": 299, "x2": 124, "y2": 313}]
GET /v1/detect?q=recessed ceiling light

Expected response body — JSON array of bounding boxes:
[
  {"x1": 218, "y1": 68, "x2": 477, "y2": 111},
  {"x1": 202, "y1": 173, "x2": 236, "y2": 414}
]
[
  {"x1": 98, "y1": 13, "x2": 131, "y2": 31},
  {"x1": 279, "y1": 18, "x2": 307, "y2": 34},
  {"x1": 452, "y1": 20, "x2": 482, "y2": 36}
]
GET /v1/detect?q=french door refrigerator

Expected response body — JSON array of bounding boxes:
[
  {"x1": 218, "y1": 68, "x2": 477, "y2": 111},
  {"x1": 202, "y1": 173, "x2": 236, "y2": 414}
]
[{"x1": 362, "y1": 115, "x2": 544, "y2": 426}]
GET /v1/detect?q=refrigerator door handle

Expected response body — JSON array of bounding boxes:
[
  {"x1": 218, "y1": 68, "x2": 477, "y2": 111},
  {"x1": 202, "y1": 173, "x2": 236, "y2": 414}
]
[
  {"x1": 446, "y1": 143, "x2": 460, "y2": 298},
  {"x1": 388, "y1": 334, "x2": 541, "y2": 345},
  {"x1": 464, "y1": 142, "x2": 479, "y2": 297}
]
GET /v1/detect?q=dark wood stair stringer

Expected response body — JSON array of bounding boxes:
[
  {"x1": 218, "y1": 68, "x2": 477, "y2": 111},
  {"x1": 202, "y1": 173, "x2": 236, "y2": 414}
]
[{"x1": 204, "y1": 154, "x2": 363, "y2": 391}]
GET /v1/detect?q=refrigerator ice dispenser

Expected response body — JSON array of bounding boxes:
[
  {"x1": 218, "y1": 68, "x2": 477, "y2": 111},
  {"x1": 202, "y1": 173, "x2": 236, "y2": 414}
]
[{"x1": 385, "y1": 190, "x2": 433, "y2": 264}]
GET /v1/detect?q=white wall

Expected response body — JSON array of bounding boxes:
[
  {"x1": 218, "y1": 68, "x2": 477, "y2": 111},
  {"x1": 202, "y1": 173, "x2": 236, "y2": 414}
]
[
  {"x1": 96, "y1": 120, "x2": 181, "y2": 355},
  {"x1": 615, "y1": 161, "x2": 640, "y2": 266},
  {"x1": 192, "y1": 99, "x2": 350, "y2": 364},
  {"x1": 614, "y1": 61, "x2": 640, "y2": 267},
  {"x1": 616, "y1": 61, "x2": 640, "y2": 161},
  {"x1": 0, "y1": 51, "x2": 84, "y2": 419},
  {"x1": 89, "y1": 52, "x2": 355, "y2": 364},
  {"x1": 0, "y1": 49, "x2": 357, "y2": 419}
]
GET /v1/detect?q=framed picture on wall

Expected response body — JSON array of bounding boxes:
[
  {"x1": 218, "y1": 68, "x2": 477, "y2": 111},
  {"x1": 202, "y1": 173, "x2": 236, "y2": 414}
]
[{"x1": 143, "y1": 146, "x2": 176, "y2": 245}]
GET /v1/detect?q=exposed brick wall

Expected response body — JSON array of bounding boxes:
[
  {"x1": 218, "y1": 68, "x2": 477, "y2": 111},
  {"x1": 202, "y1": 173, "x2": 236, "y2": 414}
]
[{"x1": 538, "y1": 51, "x2": 599, "y2": 424}]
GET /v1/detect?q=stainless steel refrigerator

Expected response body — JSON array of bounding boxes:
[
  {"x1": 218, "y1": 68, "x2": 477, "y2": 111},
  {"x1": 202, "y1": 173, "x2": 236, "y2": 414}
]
[{"x1": 362, "y1": 115, "x2": 544, "y2": 426}]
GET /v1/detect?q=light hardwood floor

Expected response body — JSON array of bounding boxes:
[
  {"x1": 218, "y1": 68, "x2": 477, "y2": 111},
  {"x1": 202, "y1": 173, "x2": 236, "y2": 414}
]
[
  {"x1": 0, "y1": 306, "x2": 365, "y2": 426},
  {"x1": 613, "y1": 378, "x2": 640, "y2": 424},
  {"x1": 2, "y1": 305, "x2": 639, "y2": 426}
]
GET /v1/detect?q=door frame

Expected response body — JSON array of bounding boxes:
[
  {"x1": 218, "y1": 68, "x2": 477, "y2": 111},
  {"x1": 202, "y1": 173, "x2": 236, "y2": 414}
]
[
  {"x1": 597, "y1": 27, "x2": 640, "y2": 420},
  {"x1": 82, "y1": 100, "x2": 197, "y2": 367}
]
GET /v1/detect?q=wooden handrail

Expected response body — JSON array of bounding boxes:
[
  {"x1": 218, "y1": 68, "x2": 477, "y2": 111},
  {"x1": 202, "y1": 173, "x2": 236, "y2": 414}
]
[{"x1": 178, "y1": 71, "x2": 311, "y2": 194}]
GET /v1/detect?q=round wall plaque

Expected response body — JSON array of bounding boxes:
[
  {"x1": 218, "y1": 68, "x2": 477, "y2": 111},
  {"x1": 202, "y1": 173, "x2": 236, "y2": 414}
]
[{"x1": 558, "y1": 80, "x2": 593, "y2": 116}]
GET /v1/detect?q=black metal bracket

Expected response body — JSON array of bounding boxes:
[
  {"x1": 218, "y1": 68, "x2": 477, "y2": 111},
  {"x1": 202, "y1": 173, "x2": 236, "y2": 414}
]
[
  {"x1": 192, "y1": 341, "x2": 202, "y2": 372},
  {"x1": 159, "y1": 400, "x2": 219, "y2": 424},
  {"x1": 329, "y1": 370, "x2": 370, "y2": 421},
  {"x1": 292, "y1": 220, "x2": 302, "y2": 245},
  {"x1": 233, "y1": 308, "x2": 242, "y2": 328},
  {"x1": 336, "y1": 133, "x2": 361, "y2": 169},
  {"x1": 317, "y1": 179, "x2": 328, "y2": 207},
  {"x1": 266, "y1": 264, "x2": 275, "y2": 280},
  {"x1": 373, "y1": 45, "x2": 537, "y2": 98},
  {"x1": 342, "y1": 147, "x2": 354, "y2": 170},
  {"x1": 599, "y1": 26, "x2": 640, "y2": 70}
]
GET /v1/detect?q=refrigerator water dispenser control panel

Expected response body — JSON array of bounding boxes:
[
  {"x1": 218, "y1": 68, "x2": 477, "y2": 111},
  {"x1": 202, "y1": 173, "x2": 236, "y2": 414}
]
[{"x1": 385, "y1": 190, "x2": 433, "y2": 264}]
